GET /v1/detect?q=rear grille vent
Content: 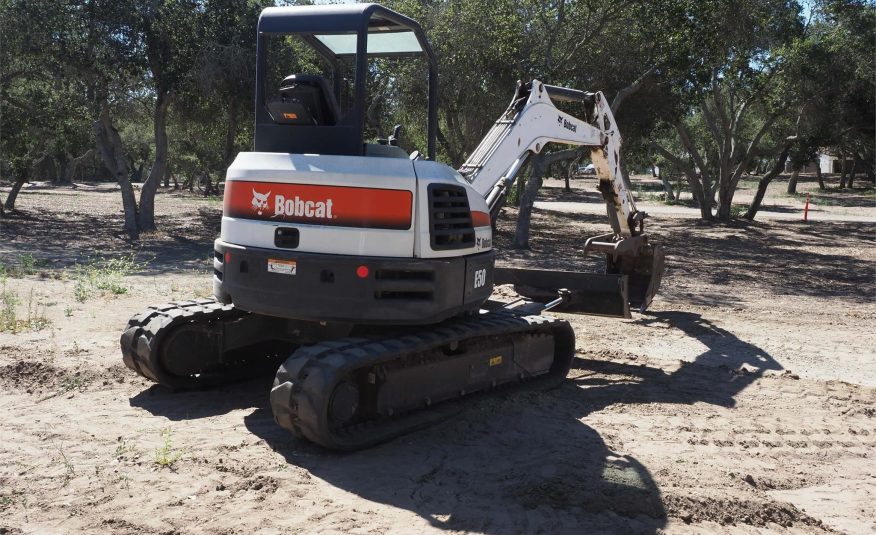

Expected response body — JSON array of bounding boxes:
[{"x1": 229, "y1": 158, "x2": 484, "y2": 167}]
[
  {"x1": 375, "y1": 269, "x2": 435, "y2": 282},
  {"x1": 427, "y1": 184, "x2": 475, "y2": 250},
  {"x1": 374, "y1": 268, "x2": 435, "y2": 301}
]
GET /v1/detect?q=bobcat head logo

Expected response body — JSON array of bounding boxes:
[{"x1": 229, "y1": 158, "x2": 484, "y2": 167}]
[{"x1": 251, "y1": 189, "x2": 271, "y2": 216}]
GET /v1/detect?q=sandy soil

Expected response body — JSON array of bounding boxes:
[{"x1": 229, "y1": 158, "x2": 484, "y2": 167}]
[{"x1": 0, "y1": 174, "x2": 874, "y2": 534}]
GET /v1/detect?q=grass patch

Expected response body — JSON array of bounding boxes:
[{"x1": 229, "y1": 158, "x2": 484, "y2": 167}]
[
  {"x1": 58, "y1": 373, "x2": 89, "y2": 394},
  {"x1": 0, "y1": 490, "x2": 26, "y2": 510},
  {"x1": 0, "y1": 280, "x2": 52, "y2": 333},
  {"x1": 0, "y1": 253, "x2": 49, "y2": 278},
  {"x1": 72, "y1": 254, "x2": 143, "y2": 302},
  {"x1": 154, "y1": 428, "x2": 184, "y2": 469},
  {"x1": 730, "y1": 204, "x2": 748, "y2": 218}
]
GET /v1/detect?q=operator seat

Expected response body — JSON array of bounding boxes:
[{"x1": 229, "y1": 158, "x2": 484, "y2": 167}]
[{"x1": 266, "y1": 74, "x2": 340, "y2": 126}]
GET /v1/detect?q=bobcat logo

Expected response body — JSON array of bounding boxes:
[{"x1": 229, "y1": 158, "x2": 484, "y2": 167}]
[{"x1": 251, "y1": 189, "x2": 271, "y2": 216}]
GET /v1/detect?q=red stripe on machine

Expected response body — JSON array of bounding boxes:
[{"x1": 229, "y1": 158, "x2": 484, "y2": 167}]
[{"x1": 225, "y1": 180, "x2": 413, "y2": 230}]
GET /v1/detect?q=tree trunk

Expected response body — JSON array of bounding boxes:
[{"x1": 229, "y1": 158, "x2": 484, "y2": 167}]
[
  {"x1": 63, "y1": 149, "x2": 95, "y2": 183},
  {"x1": 716, "y1": 180, "x2": 734, "y2": 220},
  {"x1": 786, "y1": 163, "x2": 801, "y2": 194},
  {"x1": 659, "y1": 169, "x2": 675, "y2": 200},
  {"x1": 514, "y1": 154, "x2": 546, "y2": 249},
  {"x1": 56, "y1": 154, "x2": 69, "y2": 184},
  {"x1": 815, "y1": 161, "x2": 825, "y2": 190},
  {"x1": 94, "y1": 104, "x2": 138, "y2": 237},
  {"x1": 863, "y1": 156, "x2": 876, "y2": 183},
  {"x1": 513, "y1": 149, "x2": 579, "y2": 249},
  {"x1": 649, "y1": 139, "x2": 712, "y2": 219},
  {"x1": 838, "y1": 150, "x2": 848, "y2": 188},
  {"x1": 139, "y1": 91, "x2": 174, "y2": 232},
  {"x1": 848, "y1": 160, "x2": 856, "y2": 188},
  {"x1": 564, "y1": 150, "x2": 584, "y2": 192},
  {"x1": 4, "y1": 175, "x2": 27, "y2": 211},
  {"x1": 744, "y1": 141, "x2": 793, "y2": 220}
]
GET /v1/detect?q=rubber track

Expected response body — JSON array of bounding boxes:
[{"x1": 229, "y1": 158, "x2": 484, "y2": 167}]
[
  {"x1": 271, "y1": 310, "x2": 574, "y2": 450},
  {"x1": 120, "y1": 298, "x2": 247, "y2": 389}
]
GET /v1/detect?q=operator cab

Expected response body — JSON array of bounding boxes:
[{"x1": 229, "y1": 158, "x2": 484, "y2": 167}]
[{"x1": 255, "y1": 3, "x2": 438, "y2": 159}]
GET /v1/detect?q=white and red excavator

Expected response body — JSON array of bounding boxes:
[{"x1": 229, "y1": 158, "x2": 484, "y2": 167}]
[{"x1": 121, "y1": 3, "x2": 664, "y2": 450}]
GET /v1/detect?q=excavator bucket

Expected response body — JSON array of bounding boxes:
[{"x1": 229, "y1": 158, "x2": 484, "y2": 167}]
[
  {"x1": 494, "y1": 267, "x2": 633, "y2": 318},
  {"x1": 606, "y1": 244, "x2": 665, "y2": 313}
]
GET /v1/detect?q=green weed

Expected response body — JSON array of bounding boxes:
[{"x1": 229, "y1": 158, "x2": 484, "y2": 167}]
[
  {"x1": 0, "y1": 280, "x2": 52, "y2": 333},
  {"x1": 52, "y1": 441, "x2": 75, "y2": 487},
  {"x1": 72, "y1": 254, "x2": 143, "y2": 302},
  {"x1": 0, "y1": 253, "x2": 50, "y2": 278},
  {"x1": 154, "y1": 428, "x2": 184, "y2": 469},
  {"x1": 115, "y1": 437, "x2": 133, "y2": 459},
  {"x1": 19, "y1": 253, "x2": 37, "y2": 274},
  {"x1": 0, "y1": 278, "x2": 19, "y2": 332},
  {"x1": 58, "y1": 373, "x2": 88, "y2": 394}
]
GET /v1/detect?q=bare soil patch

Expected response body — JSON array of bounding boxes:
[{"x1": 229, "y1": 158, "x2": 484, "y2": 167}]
[{"x1": 0, "y1": 180, "x2": 874, "y2": 534}]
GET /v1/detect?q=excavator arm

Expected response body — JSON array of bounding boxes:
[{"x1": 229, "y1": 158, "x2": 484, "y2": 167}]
[
  {"x1": 461, "y1": 79, "x2": 664, "y2": 316},
  {"x1": 461, "y1": 79, "x2": 640, "y2": 239}
]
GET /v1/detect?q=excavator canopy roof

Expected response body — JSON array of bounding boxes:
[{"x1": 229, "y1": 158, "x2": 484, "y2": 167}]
[{"x1": 258, "y1": 3, "x2": 429, "y2": 57}]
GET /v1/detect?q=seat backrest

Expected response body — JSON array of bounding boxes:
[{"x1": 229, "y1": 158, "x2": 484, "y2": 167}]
[{"x1": 266, "y1": 74, "x2": 340, "y2": 126}]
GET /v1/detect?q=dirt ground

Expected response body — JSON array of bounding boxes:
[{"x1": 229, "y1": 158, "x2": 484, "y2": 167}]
[{"x1": 0, "y1": 174, "x2": 874, "y2": 534}]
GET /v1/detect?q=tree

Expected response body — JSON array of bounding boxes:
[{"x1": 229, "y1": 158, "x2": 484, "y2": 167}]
[
  {"x1": 133, "y1": 0, "x2": 201, "y2": 232},
  {"x1": 745, "y1": 0, "x2": 874, "y2": 217},
  {"x1": 648, "y1": 0, "x2": 806, "y2": 221}
]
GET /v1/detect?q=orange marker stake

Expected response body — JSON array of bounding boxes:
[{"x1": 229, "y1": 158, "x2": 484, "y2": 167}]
[{"x1": 803, "y1": 192, "x2": 810, "y2": 221}]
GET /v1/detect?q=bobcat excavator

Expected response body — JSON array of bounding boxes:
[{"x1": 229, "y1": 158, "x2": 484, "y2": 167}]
[{"x1": 120, "y1": 3, "x2": 664, "y2": 450}]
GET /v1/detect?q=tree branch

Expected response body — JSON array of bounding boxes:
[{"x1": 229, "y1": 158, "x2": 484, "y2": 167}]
[{"x1": 611, "y1": 66, "x2": 655, "y2": 113}]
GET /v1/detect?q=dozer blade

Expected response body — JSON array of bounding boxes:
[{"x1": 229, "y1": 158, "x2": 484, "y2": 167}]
[{"x1": 494, "y1": 267, "x2": 632, "y2": 318}]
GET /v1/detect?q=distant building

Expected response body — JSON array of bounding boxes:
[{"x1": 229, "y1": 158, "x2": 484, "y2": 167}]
[{"x1": 785, "y1": 152, "x2": 867, "y2": 174}]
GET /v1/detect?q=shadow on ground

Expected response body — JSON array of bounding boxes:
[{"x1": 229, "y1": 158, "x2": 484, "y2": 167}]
[
  {"x1": 0, "y1": 204, "x2": 220, "y2": 272},
  {"x1": 495, "y1": 206, "x2": 875, "y2": 303},
  {"x1": 130, "y1": 310, "x2": 779, "y2": 533}
]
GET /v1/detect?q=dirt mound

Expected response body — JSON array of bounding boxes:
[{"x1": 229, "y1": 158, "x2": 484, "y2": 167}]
[
  {"x1": 0, "y1": 360, "x2": 97, "y2": 397},
  {"x1": 0, "y1": 360, "x2": 61, "y2": 392},
  {"x1": 228, "y1": 475, "x2": 279, "y2": 498},
  {"x1": 664, "y1": 495, "x2": 828, "y2": 529}
]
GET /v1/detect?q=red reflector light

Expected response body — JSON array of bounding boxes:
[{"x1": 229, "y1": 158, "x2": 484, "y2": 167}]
[
  {"x1": 356, "y1": 265, "x2": 369, "y2": 278},
  {"x1": 224, "y1": 251, "x2": 231, "y2": 264}
]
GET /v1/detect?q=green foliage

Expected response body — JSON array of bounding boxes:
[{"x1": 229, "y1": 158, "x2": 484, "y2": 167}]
[
  {"x1": 0, "y1": 280, "x2": 52, "y2": 333},
  {"x1": 72, "y1": 255, "x2": 143, "y2": 302},
  {"x1": 0, "y1": 253, "x2": 49, "y2": 277}
]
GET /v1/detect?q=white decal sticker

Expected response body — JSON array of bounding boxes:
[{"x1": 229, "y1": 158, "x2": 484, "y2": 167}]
[
  {"x1": 473, "y1": 268, "x2": 487, "y2": 289},
  {"x1": 251, "y1": 189, "x2": 271, "y2": 215},
  {"x1": 268, "y1": 259, "x2": 297, "y2": 275}
]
